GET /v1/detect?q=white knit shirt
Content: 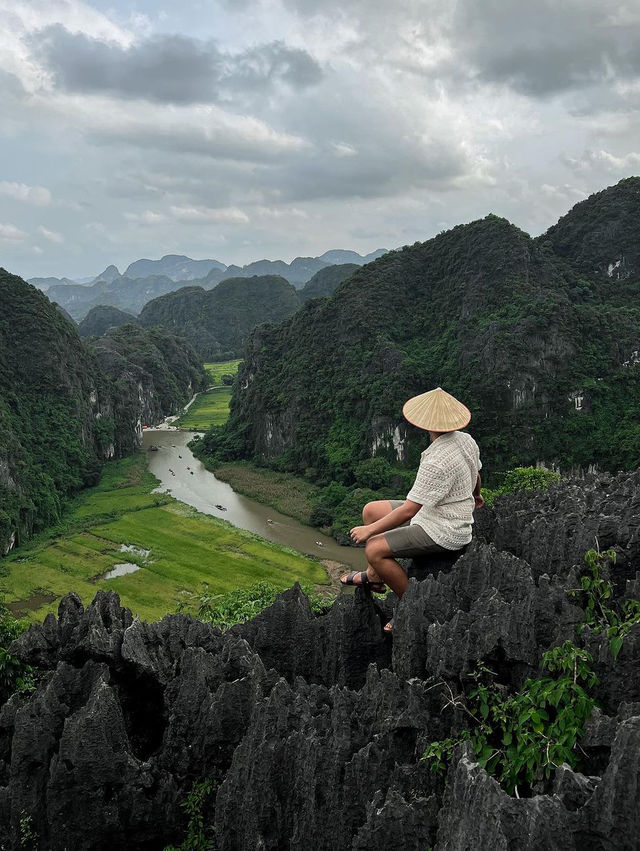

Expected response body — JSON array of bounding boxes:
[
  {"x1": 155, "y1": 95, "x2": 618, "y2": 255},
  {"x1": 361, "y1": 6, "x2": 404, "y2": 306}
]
[{"x1": 406, "y1": 430, "x2": 482, "y2": 550}]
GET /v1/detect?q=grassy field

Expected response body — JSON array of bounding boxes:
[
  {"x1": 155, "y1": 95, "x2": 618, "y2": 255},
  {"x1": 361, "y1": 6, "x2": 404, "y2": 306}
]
[
  {"x1": 176, "y1": 387, "x2": 233, "y2": 430},
  {"x1": 1, "y1": 453, "x2": 328, "y2": 624},
  {"x1": 212, "y1": 462, "x2": 315, "y2": 525},
  {"x1": 204, "y1": 359, "x2": 241, "y2": 385},
  {"x1": 175, "y1": 359, "x2": 242, "y2": 430}
]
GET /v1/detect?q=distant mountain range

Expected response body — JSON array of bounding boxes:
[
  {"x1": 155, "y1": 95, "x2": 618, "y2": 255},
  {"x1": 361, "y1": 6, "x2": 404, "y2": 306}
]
[
  {"x1": 137, "y1": 264, "x2": 360, "y2": 359},
  {"x1": 28, "y1": 249, "x2": 388, "y2": 293}
]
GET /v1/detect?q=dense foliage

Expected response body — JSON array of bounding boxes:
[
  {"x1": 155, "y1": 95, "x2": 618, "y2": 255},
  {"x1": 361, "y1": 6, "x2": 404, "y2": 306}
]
[
  {"x1": 199, "y1": 178, "x2": 640, "y2": 485},
  {"x1": 481, "y1": 466, "x2": 562, "y2": 507},
  {"x1": 78, "y1": 305, "x2": 139, "y2": 337},
  {"x1": 138, "y1": 275, "x2": 301, "y2": 360},
  {"x1": 298, "y1": 263, "x2": 359, "y2": 302},
  {"x1": 0, "y1": 604, "x2": 35, "y2": 704},
  {"x1": 0, "y1": 271, "x2": 206, "y2": 554}
]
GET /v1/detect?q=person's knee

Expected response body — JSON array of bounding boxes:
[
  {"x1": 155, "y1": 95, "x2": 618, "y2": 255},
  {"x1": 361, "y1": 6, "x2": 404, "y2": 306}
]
[
  {"x1": 362, "y1": 502, "x2": 376, "y2": 523},
  {"x1": 365, "y1": 536, "x2": 387, "y2": 564}
]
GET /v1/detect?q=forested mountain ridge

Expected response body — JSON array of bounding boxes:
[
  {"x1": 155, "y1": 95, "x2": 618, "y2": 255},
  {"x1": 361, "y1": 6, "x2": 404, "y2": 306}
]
[
  {"x1": 78, "y1": 305, "x2": 139, "y2": 337},
  {"x1": 298, "y1": 263, "x2": 360, "y2": 302},
  {"x1": 138, "y1": 275, "x2": 301, "y2": 360},
  {"x1": 201, "y1": 178, "x2": 640, "y2": 483},
  {"x1": 0, "y1": 270, "x2": 206, "y2": 555},
  {"x1": 544, "y1": 176, "x2": 640, "y2": 282}
]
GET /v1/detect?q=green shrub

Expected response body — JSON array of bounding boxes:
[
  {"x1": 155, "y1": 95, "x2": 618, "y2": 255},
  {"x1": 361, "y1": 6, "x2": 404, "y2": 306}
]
[
  {"x1": 164, "y1": 779, "x2": 215, "y2": 851},
  {"x1": 354, "y1": 457, "x2": 394, "y2": 489},
  {"x1": 329, "y1": 487, "x2": 379, "y2": 545},
  {"x1": 482, "y1": 466, "x2": 561, "y2": 506},
  {"x1": 0, "y1": 606, "x2": 35, "y2": 703},
  {"x1": 424, "y1": 642, "x2": 598, "y2": 797},
  {"x1": 196, "y1": 581, "x2": 332, "y2": 630},
  {"x1": 569, "y1": 547, "x2": 640, "y2": 659}
]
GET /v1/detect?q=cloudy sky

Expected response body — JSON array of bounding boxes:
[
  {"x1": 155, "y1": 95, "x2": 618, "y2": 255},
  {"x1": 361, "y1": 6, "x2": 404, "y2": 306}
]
[{"x1": 1, "y1": 0, "x2": 639, "y2": 279}]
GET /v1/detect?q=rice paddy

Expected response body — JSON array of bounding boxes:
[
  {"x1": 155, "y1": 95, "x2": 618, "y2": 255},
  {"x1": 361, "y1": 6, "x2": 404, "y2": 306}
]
[
  {"x1": 175, "y1": 359, "x2": 241, "y2": 430},
  {"x1": 2, "y1": 453, "x2": 328, "y2": 624}
]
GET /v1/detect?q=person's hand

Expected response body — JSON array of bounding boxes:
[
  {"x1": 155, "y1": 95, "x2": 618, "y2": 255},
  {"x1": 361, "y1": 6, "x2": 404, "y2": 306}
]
[
  {"x1": 474, "y1": 494, "x2": 485, "y2": 510},
  {"x1": 350, "y1": 525, "x2": 372, "y2": 545}
]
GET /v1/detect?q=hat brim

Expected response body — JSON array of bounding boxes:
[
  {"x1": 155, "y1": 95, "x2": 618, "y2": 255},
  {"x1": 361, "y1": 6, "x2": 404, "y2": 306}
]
[{"x1": 402, "y1": 392, "x2": 471, "y2": 432}]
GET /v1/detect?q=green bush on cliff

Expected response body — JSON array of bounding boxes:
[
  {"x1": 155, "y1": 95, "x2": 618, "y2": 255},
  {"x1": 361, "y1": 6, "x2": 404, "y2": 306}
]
[
  {"x1": 482, "y1": 466, "x2": 562, "y2": 506},
  {"x1": 195, "y1": 581, "x2": 332, "y2": 630},
  {"x1": 424, "y1": 642, "x2": 598, "y2": 797},
  {"x1": 0, "y1": 605, "x2": 35, "y2": 704}
]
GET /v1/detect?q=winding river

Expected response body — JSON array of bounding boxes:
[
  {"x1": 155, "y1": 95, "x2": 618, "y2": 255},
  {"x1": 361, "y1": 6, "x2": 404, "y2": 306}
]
[{"x1": 142, "y1": 430, "x2": 363, "y2": 569}]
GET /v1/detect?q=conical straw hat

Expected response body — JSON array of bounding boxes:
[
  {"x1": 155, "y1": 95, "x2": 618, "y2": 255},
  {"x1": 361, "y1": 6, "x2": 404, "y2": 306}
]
[{"x1": 402, "y1": 387, "x2": 471, "y2": 432}]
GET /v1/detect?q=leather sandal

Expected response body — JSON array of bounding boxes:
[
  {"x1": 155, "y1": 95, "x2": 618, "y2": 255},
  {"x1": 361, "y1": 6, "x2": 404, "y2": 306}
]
[{"x1": 339, "y1": 571, "x2": 386, "y2": 593}]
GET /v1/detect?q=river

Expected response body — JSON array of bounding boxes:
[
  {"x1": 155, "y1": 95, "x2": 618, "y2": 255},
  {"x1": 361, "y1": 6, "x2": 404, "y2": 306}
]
[{"x1": 142, "y1": 430, "x2": 364, "y2": 570}]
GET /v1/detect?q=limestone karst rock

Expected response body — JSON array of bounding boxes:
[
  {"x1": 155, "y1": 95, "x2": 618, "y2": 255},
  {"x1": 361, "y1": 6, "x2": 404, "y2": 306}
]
[{"x1": 2, "y1": 470, "x2": 640, "y2": 849}]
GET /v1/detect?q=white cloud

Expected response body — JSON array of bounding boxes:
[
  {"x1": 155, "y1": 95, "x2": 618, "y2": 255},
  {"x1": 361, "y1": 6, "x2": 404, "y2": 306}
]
[
  {"x1": 332, "y1": 141, "x2": 357, "y2": 157},
  {"x1": 169, "y1": 205, "x2": 250, "y2": 224},
  {"x1": 564, "y1": 148, "x2": 640, "y2": 174},
  {"x1": 0, "y1": 222, "x2": 28, "y2": 242},
  {"x1": 0, "y1": 180, "x2": 51, "y2": 205},
  {"x1": 123, "y1": 210, "x2": 169, "y2": 225},
  {"x1": 37, "y1": 225, "x2": 64, "y2": 243}
]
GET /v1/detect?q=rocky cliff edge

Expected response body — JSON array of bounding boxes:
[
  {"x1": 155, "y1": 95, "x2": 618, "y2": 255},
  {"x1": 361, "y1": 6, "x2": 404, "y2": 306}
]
[{"x1": 2, "y1": 470, "x2": 640, "y2": 849}]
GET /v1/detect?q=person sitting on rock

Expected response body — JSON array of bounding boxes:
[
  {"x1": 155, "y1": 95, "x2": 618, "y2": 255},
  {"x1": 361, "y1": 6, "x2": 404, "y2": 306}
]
[{"x1": 340, "y1": 387, "x2": 483, "y2": 633}]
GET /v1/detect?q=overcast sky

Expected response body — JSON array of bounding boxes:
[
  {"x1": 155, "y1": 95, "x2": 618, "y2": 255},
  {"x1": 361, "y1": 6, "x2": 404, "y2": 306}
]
[{"x1": 1, "y1": 0, "x2": 639, "y2": 279}]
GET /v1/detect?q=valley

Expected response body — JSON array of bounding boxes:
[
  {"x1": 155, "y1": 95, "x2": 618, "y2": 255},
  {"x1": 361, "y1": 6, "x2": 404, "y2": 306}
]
[{"x1": 1, "y1": 447, "x2": 331, "y2": 624}]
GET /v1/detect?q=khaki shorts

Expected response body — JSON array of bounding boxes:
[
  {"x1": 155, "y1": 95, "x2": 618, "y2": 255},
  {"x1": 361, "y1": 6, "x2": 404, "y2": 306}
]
[{"x1": 383, "y1": 500, "x2": 448, "y2": 558}]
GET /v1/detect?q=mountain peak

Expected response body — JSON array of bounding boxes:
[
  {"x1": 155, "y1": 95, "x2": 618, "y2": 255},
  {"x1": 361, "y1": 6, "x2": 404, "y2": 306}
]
[{"x1": 92, "y1": 265, "x2": 121, "y2": 284}]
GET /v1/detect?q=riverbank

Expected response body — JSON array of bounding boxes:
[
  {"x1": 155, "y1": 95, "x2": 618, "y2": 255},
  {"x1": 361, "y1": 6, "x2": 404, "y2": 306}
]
[
  {"x1": 1, "y1": 452, "x2": 329, "y2": 624},
  {"x1": 210, "y1": 460, "x2": 316, "y2": 525}
]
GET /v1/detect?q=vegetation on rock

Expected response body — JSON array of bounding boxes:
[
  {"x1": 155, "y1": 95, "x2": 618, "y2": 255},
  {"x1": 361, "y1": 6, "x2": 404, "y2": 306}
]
[
  {"x1": 139, "y1": 275, "x2": 300, "y2": 360},
  {"x1": 0, "y1": 271, "x2": 207, "y2": 555},
  {"x1": 78, "y1": 305, "x2": 139, "y2": 337},
  {"x1": 198, "y1": 178, "x2": 640, "y2": 486}
]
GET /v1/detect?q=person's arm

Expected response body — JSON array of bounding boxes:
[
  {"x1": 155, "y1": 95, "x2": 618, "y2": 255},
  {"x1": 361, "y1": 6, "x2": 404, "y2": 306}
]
[
  {"x1": 350, "y1": 500, "x2": 421, "y2": 545},
  {"x1": 473, "y1": 473, "x2": 484, "y2": 509}
]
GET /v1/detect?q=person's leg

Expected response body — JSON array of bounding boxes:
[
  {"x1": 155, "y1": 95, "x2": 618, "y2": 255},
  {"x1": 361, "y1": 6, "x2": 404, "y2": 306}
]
[
  {"x1": 362, "y1": 500, "x2": 395, "y2": 583},
  {"x1": 364, "y1": 534, "x2": 409, "y2": 597},
  {"x1": 339, "y1": 500, "x2": 398, "y2": 588}
]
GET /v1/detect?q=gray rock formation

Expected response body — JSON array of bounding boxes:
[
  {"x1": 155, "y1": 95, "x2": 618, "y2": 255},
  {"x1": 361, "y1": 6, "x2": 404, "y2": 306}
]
[{"x1": 1, "y1": 471, "x2": 639, "y2": 849}]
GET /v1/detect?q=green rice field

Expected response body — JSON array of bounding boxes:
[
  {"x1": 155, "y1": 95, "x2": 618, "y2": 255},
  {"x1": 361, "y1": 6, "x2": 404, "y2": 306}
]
[
  {"x1": 176, "y1": 387, "x2": 233, "y2": 430},
  {"x1": 204, "y1": 359, "x2": 241, "y2": 384},
  {"x1": 175, "y1": 359, "x2": 241, "y2": 430},
  {"x1": 1, "y1": 453, "x2": 328, "y2": 624}
]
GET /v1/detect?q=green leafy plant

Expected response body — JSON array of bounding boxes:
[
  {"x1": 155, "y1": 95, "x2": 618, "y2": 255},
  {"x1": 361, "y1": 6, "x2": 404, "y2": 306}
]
[
  {"x1": 569, "y1": 546, "x2": 640, "y2": 659},
  {"x1": 424, "y1": 642, "x2": 598, "y2": 797},
  {"x1": 196, "y1": 581, "x2": 333, "y2": 630},
  {"x1": 482, "y1": 466, "x2": 562, "y2": 507},
  {"x1": 164, "y1": 779, "x2": 215, "y2": 851},
  {"x1": 0, "y1": 606, "x2": 35, "y2": 702},
  {"x1": 19, "y1": 812, "x2": 36, "y2": 850}
]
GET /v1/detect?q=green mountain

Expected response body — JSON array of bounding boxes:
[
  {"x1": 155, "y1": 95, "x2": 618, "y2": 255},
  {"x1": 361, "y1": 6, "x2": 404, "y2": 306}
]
[
  {"x1": 138, "y1": 275, "x2": 301, "y2": 360},
  {"x1": 78, "y1": 305, "x2": 139, "y2": 337},
  {"x1": 299, "y1": 263, "x2": 360, "y2": 302},
  {"x1": 200, "y1": 178, "x2": 640, "y2": 483},
  {"x1": 0, "y1": 270, "x2": 206, "y2": 555}
]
